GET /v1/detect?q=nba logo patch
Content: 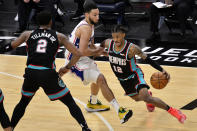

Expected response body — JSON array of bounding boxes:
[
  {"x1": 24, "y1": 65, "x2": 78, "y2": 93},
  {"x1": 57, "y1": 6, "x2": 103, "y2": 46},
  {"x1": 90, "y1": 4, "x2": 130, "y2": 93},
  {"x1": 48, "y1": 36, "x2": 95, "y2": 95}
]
[{"x1": 58, "y1": 78, "x2": 65, "y2": 88}]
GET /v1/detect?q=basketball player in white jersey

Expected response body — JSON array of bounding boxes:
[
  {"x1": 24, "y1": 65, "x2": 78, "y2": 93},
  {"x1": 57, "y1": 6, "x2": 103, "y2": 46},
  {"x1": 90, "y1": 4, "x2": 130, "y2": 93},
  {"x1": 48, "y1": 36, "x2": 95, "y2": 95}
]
[{"x1": 59, "y1": 0, "x2": 132, "y2": 124}]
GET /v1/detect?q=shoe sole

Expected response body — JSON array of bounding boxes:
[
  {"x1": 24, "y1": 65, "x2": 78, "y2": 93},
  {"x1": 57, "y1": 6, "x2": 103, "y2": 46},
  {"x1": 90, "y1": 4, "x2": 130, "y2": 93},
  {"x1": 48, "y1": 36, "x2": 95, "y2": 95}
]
[
  {"x1": 146, "y1": 91, "x2": 155, "y2": 112},
  {"x1": 146, "y1": 104, "x2": 155, "y2": 112},
  {"x1": 120, "y1": 110, "x2": 133, "y2": 124},
  {"x1": 179, "y1": 114, "x2": 187, "y2": 124},
  {"x1": 85, "y1": 107, "x2": 110, "y2": 112}
]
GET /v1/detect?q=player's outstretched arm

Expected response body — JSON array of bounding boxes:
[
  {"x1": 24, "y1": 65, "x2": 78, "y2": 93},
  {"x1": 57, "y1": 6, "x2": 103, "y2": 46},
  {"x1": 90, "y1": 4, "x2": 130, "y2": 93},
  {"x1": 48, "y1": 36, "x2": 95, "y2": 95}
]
[
  {"x1": 0, "y1": 31, "x2": 29, "y2": 53},
  {"x1": 128, "y1": 44, "x2": 170, "y2": 79},
  {"x1": 79, "y1": 25, "x2": 104, "y2": 56},
  {"x1": 99, "y1": 39, "x2": 112, "y2": 56},
  {"x1": 58, "y1": 33, "x2": 82, "y2": 76}
]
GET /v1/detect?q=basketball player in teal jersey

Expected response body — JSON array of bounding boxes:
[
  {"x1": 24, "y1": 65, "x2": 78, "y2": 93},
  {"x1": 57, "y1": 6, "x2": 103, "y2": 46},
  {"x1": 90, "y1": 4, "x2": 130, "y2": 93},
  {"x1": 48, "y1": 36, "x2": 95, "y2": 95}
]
[
  {"x1": 100, "y1": 25, "x2": 186, "y2": 124},
  {"x1": 0, "y1": 11, "x2": 92, "y2": 131},
  {"x1": 0, "y1": 89, "x2": 12, "y2": 131}
]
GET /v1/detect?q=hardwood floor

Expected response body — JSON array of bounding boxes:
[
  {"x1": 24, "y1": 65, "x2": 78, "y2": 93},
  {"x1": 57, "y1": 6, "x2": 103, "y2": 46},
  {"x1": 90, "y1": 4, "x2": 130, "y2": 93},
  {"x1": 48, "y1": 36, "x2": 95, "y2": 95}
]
[{"x1": 0, "y1": 55, "x2": 197, "y2": 131}]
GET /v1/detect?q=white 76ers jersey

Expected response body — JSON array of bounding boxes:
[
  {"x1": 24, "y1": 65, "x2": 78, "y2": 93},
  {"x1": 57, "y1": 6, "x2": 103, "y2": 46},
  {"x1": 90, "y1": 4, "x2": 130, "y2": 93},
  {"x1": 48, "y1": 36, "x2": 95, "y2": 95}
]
[{"x1": 64, "y1": 20, "x2": 95, "y2": 70}]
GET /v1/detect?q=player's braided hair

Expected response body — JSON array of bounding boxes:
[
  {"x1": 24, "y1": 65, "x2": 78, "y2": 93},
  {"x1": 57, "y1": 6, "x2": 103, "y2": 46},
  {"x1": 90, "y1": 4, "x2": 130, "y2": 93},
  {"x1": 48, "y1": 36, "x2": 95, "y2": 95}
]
[
  {"x1": 36, "y1": 11, "x2": 52, "y2": 26},
  {"x1": 111, "y1": 25, "x2": 128, "y2": 33}
]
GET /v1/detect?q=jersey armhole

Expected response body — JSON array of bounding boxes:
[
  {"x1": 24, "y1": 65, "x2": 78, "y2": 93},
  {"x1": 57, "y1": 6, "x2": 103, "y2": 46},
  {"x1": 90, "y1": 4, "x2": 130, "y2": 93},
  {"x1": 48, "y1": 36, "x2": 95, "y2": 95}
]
[
  {"x1": 107, "y1": 40, "x2": 113, "y2": 54},
  {"x1": 126, "y1": 43, "x2": 133, "y2": 61}
]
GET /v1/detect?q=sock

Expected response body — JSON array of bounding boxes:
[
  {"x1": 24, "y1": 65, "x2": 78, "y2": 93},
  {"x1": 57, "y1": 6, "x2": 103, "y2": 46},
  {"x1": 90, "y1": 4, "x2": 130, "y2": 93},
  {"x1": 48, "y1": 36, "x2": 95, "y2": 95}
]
[
  {"x1": 166, "y1": 105, "x2": 170, "y2": 111},
  {"x1": 110, "y1": 99, "x2": 120, "y2": 114},
  {"x1": 90, "y1": 95, "x2": 97, "y2": 104}
]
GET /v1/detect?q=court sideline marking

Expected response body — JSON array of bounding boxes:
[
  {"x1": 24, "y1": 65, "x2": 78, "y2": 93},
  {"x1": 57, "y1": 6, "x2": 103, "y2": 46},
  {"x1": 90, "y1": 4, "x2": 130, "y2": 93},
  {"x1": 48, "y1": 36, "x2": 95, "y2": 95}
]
[{"x1": 0, "y1": 71, "x2": 114, "y2": 131}]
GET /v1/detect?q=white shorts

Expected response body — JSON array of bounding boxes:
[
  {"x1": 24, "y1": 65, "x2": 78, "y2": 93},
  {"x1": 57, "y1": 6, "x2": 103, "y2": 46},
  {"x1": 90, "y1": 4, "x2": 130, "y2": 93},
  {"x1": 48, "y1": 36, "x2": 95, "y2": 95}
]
[{"x1": 66, "y1": 57, "x2": 100, "y2": 85}]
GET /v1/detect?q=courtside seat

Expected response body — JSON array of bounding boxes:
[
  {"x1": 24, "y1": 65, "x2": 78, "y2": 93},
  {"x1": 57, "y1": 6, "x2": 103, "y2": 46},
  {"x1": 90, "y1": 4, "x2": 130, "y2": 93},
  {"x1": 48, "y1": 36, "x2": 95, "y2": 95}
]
[{"x1": 93, "y1": 0, "x2": 127, "y2": 25}]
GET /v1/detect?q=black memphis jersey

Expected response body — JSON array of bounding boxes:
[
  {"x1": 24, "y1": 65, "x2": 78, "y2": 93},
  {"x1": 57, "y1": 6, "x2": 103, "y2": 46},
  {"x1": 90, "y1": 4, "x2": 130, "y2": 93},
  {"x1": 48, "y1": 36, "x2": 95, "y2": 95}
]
[
  {"x1": 26, "y1": 29, "x2": 59, "y2": 69},
  {"x1": 108, "y1": 40, "x2": 138, "y2": 80}
]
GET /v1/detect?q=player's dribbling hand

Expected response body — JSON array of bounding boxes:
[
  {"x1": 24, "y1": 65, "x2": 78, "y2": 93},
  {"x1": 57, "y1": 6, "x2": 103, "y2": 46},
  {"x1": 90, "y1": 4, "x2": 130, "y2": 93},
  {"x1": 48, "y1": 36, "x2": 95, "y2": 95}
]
[
  {"x1": 58, "y1": 66, "x2": 69, "y2": 77},
  {"x1": 162, "y1": 69, "x2": 170, "y2": 81}
]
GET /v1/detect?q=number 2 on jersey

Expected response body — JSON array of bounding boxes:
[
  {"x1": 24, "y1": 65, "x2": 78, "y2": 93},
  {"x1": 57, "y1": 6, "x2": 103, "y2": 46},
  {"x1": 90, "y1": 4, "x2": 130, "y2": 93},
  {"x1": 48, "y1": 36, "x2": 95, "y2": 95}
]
[
  {"x1": 113, "y1": 65, "x2": 123, "y2": 73},
  {"x1": 36, "y1": 39, "x2": 47, "y2": 53}
]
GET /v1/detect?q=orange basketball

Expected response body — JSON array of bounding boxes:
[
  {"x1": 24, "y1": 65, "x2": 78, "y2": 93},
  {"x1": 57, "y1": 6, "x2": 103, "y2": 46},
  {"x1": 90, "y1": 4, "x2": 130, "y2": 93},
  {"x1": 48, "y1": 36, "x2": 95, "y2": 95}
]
[{"x1": 150, "y1": 72, "x2": 169, "y2": 89}]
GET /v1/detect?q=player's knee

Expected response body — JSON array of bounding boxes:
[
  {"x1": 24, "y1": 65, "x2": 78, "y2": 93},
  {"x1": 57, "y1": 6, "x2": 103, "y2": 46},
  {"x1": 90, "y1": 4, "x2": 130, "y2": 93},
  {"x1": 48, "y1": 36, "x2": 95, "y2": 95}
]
[
  {"x1": 130, "y1": 96, "x2": 141, "y2": 102},
  {"x1": 97, "y1": 74, "x2": 106, "y2": 85}
]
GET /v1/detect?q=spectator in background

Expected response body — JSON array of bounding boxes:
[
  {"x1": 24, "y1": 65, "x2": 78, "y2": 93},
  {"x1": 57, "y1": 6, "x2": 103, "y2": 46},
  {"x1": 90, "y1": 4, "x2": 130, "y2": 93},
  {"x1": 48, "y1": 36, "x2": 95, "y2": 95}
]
[
  {"x1": 0, "y1": 0, "x2": 4, "y2": 5},
  {"x1": 147, "y1": 0, "x2": 195, "y2": 41},
  {"x1": 14, "y1": 0, "x2": 57, "y2": 35},
  {"x1": 71, "y1": 0, "x2": 85, "y2": 20}
]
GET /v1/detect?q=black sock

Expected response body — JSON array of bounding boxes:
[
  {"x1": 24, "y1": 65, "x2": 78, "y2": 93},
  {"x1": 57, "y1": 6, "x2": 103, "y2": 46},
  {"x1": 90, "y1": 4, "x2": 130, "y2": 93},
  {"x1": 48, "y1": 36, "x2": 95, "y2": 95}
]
[
  {"x1": 11, "y1": 95, "x2": 32, "y2": 128},
  {"x1": 0, "y1": 102, "x2": 11, "y2": 128},
  {"x1": 166, "y1": 105, "x2": 170, "y2": 111},
  {"x1": 59, "y1": 92, "x2": 88, "y2": 129}
]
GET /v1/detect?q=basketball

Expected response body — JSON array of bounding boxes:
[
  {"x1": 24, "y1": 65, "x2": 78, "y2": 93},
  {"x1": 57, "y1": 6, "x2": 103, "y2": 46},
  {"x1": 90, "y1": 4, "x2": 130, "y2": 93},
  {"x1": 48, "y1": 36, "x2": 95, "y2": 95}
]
[{"x1": 150, "y1": 72, "x2": 169, "y2": 89}]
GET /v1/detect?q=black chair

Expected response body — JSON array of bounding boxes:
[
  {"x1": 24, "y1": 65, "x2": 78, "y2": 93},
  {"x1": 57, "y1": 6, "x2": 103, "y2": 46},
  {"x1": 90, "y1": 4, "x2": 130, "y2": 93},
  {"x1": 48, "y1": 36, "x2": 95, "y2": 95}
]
[
  {"x1": 27, "y1": 0, "x2": 65, "y2": 30},
  {"x1": 164, "y1": 12, "x2": 195, "y2": 35},
  {"x1": 93, "y1": 0, "x2": 127, "y2": 26},
  {"x1": 164, "y1": 1, "x2": 196, "y2": 35}
]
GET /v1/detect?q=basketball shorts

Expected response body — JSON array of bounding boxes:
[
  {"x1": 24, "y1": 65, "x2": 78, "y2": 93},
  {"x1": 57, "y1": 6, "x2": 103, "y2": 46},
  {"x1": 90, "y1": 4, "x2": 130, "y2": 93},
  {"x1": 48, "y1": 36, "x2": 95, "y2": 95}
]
[
  {"x1": 118, "y1": 70, "x2": 150, "y2": 97},
  {"x1": 0, "y1": 89, "x2": 4, "y2": 103},
  {"x1": 22, "y1": 68, "x2": 70, "y2": 101},
  {"x1": 69, "y1": 58, "x2": 100, "y2": 85}
]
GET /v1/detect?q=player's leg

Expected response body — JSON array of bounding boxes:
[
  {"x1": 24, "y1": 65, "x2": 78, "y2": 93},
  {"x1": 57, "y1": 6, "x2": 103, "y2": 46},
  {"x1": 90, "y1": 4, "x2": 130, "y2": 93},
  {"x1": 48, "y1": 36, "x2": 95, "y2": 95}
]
[
  {"x1": 70, "y1": 65, "x2": 110, "y2": 112},
  {"x1": 0, "y1": 90, "x2": 12, "y2": 131},
  {"x1": 43, "y1": 73, "x2": 91, "y2": 131},
  {"x1": 11, "y1": 78, "x2": 38, "y2": 129},
  {"x1": 137, "y1": 88, "x2": 186, "y2": 123},
  {"x1": 130, "y1": 69, "x2": 186, "y2": 123},
  {"x1": 59, "y1": 92, "x2": 91, "y2": 131},
  {"x1": 85, "y1": 68, "x2": 133, "y2": 123}
]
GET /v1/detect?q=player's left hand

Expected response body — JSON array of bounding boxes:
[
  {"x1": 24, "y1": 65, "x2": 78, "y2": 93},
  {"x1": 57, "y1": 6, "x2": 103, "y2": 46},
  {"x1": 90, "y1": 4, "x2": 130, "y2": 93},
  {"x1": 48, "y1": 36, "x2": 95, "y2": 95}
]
[{"x1": 58, "y1": 66, "x2": 69, "y2": 77}]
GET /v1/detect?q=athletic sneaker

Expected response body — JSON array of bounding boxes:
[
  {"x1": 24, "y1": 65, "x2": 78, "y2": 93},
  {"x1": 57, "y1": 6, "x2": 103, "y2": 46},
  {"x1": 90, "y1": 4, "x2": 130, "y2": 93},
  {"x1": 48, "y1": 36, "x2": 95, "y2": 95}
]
[
  {"x1": 86, "y1": 100, "x2": 110, "y2": 112},
  {"x1": 146, "y1": 91, "x2": 155, "y2": 112},
  {"x1": 118, "y1": 107, "x2": 133, "y2": 124},
  {"x1": 168, "y1": 107, "x2": 187, "y2": 123}
]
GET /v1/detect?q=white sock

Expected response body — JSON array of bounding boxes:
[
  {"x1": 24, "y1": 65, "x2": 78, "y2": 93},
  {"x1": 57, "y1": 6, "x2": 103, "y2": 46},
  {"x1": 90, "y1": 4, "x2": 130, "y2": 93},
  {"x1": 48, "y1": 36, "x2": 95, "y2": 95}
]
[
  {"x1": 110, "y1": 99, "x2": 120, "y2": 114},
  {"x1": 90, "y1": 95, "x2": 97, "y2": 104}
]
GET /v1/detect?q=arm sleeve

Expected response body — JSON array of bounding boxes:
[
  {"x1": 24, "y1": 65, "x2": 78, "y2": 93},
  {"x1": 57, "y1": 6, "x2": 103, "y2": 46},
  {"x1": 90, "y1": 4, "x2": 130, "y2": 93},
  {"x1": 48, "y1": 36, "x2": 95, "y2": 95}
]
[
  {"x1": 145, "y1": 57, "x2": 163, "y2": 72},
  {"x1": 0, "y1": 43, "x2": 13, "y2": 53}
]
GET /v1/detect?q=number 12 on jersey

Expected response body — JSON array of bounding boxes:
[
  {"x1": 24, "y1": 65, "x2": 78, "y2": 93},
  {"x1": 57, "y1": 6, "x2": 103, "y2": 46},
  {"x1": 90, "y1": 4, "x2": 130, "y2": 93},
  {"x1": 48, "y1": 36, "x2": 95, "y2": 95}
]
[{"x1": 113, "y1": 65, "x2": 123, "y2": 73}]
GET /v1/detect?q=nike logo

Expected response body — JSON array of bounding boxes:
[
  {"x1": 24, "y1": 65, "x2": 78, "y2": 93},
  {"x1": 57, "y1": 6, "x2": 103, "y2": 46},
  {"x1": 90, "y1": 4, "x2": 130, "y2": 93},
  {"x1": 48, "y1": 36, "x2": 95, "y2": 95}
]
[{"x1": 120, "y1": 53, "x2": 125, "y2": 56}]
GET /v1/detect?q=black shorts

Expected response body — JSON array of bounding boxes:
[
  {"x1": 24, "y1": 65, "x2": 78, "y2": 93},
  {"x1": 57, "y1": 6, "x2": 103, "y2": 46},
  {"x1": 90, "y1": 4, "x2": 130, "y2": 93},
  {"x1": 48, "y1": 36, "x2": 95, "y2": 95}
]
[
  {"x1": 119, "y1": 71, "x2": 150, "y2": 97},
  {"x1": 22, "y1": 68, "x2": 70, "y2": 101},
  {"x1": 0, "y1": 89, "x2": 4, "y2": 103}
]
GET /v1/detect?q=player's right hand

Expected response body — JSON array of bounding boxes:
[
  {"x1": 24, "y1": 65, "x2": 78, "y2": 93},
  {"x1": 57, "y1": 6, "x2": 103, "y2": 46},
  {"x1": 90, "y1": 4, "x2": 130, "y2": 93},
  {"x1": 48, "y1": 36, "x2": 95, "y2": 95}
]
[
  {"x1": 58, "y1": 66, "x2": 69, "y2": 77},
  {"x1": 95, "y1": 47, "x2": 105, "y2": 56},
  {"x1": 162, "y1": 70, "x2": 170, "y2": 81}
]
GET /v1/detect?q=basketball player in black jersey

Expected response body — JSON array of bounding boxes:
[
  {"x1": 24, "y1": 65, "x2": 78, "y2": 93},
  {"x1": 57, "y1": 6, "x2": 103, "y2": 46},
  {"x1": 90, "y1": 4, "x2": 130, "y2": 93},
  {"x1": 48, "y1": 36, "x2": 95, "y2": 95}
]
[
  {"x1": 0, "y1": 11, "x2": 93, "y2": 131},
  {"x1": 100, "y1": 25, "x2": 187, "y2": 124},
  {"x1": 0, "y1": 89, "x2": 12, "y2": 131}
]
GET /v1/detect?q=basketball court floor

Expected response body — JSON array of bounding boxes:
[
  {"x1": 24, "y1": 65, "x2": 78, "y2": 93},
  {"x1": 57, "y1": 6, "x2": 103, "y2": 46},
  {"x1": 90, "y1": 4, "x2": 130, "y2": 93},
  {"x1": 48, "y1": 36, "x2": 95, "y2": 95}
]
[{"x1": 0, "y1": 0, "x2": 197, "y2": 131}]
